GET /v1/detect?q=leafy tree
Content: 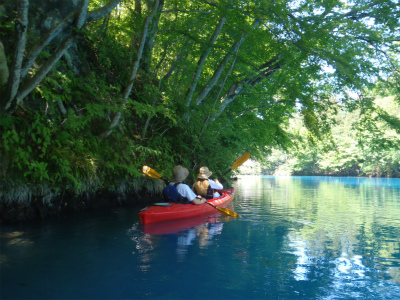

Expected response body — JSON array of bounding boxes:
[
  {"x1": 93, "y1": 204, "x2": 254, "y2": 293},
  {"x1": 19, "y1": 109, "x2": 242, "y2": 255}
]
[
  {"x1": 0, "y1": 0, "x2": 399, "y2": 207},
  {"x1": 264, "y1": 91, "x2": 400, "y2": 177}
]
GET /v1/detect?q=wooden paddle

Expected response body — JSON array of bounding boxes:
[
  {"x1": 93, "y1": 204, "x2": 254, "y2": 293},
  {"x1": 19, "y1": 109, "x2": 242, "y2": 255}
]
[{"x1": 142, "y1": 165, "x2": 241, "y2": 218}]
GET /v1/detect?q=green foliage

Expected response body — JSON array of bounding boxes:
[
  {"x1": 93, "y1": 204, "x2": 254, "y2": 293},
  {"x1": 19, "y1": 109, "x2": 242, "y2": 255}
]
[
  {"x1": 262, "y1": 93, "x2": 400, "y2": 177},
  {"x1": 1, "y1": 113, "x2": 51, "y2": 182},
  {"x1": 1, "y1": 0, "x2": 400, "y2": 206}
]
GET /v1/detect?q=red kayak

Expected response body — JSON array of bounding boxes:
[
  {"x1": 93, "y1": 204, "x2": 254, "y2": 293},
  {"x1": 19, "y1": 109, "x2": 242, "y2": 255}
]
[{"x1": 139, "y1": 188, "x2": 235, "y2": 224}]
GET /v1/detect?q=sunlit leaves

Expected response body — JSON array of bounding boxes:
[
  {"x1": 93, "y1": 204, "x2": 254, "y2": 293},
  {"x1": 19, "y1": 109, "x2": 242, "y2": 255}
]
[
  {"x1": 2, "y1": 0, "x2": 400, "y2": 205},
  {"x1": 265, "y1": 93, "x2": 400, "y2": 177}
]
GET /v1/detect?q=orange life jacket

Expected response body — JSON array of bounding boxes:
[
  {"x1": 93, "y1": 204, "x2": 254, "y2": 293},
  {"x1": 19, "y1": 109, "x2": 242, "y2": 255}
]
[{"x1": 194, "y1": 180, "x2": 214, "y2": 199}]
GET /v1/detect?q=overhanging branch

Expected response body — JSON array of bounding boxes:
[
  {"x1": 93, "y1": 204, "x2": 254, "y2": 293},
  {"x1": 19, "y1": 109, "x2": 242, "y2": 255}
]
[
  {"x1": 185, "y1": 15, "x2": 227, "y2": 107},
  {"x1": 194, "y1": 18, "x2": 261, "y2": 106},
  {"x1": 236, "y1": 99, "x2": 286, "y2": 118},
  {"x1": 102, "y1": 0, "x2": 161, "y2": 138},
  {"x1": 2, "y1": 0, "x2": 29, "y2": 111},
  {"x1": 214, "y1": 54, "x2": 284, "y2": 120},
  {"x1": 2, "y1": 0, "x2": 122, "y2": 113}
]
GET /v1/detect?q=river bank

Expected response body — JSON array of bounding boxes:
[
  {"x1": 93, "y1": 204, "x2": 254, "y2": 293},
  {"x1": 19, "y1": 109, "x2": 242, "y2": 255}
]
[
  {"x1": 0, "y1": 189, "x2": 160, "y2": 224},
  {"x1": 0, "y1": 177, "x2": 165, "y2": 223},
  {"x1": 1, "y1": 171, "x2": 396, "y2": 224}
]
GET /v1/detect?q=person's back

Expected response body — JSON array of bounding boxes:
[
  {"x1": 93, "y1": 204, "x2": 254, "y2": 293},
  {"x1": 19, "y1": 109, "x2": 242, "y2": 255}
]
[
  {"x1": 162, "y1": 182, "x2": 188, "y2": 203},
  {"x1": 168, "y1": 165, "x2": 206, "y2": 205},
  {"x1": 193, "y1": 167, "x2": 223, "y2": 199}
]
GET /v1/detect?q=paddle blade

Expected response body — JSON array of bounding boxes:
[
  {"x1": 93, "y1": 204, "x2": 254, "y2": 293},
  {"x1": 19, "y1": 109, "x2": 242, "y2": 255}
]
[
  {"x1": 215, "y1": 206, "x2": 241, "y2": 218},
  {"x1": 231, "y1": 152, "x2": 250, "y2": 170},
  {"x1": 142, "y1": 165, "x2": 162, "y2": 179}
]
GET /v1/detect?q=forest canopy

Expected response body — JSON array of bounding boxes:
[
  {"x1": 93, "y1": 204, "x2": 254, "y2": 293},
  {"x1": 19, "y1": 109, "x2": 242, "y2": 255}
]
[{"x1": 0, "y1": 0, "x2": 399, "y2": 208}]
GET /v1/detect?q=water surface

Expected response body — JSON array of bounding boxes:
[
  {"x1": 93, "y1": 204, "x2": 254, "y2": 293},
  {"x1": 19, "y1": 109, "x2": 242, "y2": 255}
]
[{"x1": 1, "y1": 176, "x2": 400, "y2": 299}]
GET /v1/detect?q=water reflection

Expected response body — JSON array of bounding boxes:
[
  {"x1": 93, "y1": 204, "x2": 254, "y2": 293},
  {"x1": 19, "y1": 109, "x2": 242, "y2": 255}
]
[
  {"x1": 1, "y1": 176, "x2": 400, "y2": 299},
  {"x1": 128, "y1": 213, "x2": 227, "y2": 263},
  {"x1": 175, "y1": 222, "x2": 224, "y2": 261},
  {"x1": 237, "y1": 175, "x2": 400, "y2": 297},
  {"x1": 140, "y1": 212, "x2": 221, "y2": 235}
]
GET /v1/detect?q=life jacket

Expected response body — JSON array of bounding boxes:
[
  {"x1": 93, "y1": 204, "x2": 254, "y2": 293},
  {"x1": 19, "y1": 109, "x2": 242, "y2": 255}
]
[
  {"x1": 162, "y1": 183, "x2": 190, "y2": 204},
  {"x1": 194, "y1": 179, "x2": 214, "y2": 199}
]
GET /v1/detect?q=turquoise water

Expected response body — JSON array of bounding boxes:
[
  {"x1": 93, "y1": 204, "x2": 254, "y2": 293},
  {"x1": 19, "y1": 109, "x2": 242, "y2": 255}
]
[{"x1": 1, "y1": 176, "x2": 400, "y2": 299}]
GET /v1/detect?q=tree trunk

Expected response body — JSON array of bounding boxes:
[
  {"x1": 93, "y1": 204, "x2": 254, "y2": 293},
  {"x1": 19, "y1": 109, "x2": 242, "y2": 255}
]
[
  {"x1": 141, "y1": 0, "x2": 164, "y2": 74},
  {"x1": 162, "y1": 36, "x2": 189, "y2": 81},
  {"x1": 194, "y1": 19, "x2": 261, "y2": 106},
  {"x1": 16, "y1": 35, "x2": 76, "y2": 103},
  {"x1": 215, "y1": 55, "x2": 284, "y2": 119},
  {"x1": 197, "y1": 46, "x2": 239, "y2": 141},
  {"x1": 20, "y1": 11, "x2": 76, "y2": 79},
  {"x1": 122, "y1": 0, "x2": 160, "y2": 100},
  {"x1": 185, "y1": 15, "x2": 227, "y2": 107},
  {"x1": 1, "y1": 0, "x2": 122, "y2": 114},
  {"x1": 101, "y1": 0, "x2": 160, "y2": 138},
  {"x1": 15, "y1": 0, "x2": 90, "y2": 107},
  {"x1": 0, "y1": 40, "x2": 9, "y2": 87},
  {"x1": 2, "y1": 0, "x2": 29, "y2": 112},
  {"x1": 135, "y1": 0, "x2": 142, "y2": 15}
]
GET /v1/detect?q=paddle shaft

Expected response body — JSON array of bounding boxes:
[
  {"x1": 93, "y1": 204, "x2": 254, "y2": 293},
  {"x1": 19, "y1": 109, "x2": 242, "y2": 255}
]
[
  {"x1": 205, "y1": 198, "x2": 241, "y2": 217},
  {"x1": 205, "y1": 201, "x2": 217, "y2": 209},
  {"x1": 221, "y1": 168, "x2": 233, "y2": 177},
  {"x1": 219, "y1": 152, "x2": 250, "y2": 178}
]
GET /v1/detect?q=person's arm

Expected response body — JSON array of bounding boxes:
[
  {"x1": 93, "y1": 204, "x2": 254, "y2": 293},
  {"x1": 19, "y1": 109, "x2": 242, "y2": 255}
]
[
  {"x1": 209, "y1": 179, "x2": 223, "y2": 190},
  {"x1": 179, "y1": 184, "x2": 206, "y2": 204},
  {"x1": 192, "y1": 195, "x2": 206, "y2": 205}
]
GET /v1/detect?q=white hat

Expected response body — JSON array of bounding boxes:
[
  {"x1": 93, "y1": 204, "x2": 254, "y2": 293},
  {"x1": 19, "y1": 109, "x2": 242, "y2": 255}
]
[{"x1": 197, "y1": 166, "x2": 212, "y2": 179}]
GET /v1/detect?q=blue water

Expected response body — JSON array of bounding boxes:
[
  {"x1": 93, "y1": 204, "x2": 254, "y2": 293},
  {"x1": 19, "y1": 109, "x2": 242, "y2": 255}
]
[{"x1": 1, "y1": 176, "x2": 400, "y2": 299}]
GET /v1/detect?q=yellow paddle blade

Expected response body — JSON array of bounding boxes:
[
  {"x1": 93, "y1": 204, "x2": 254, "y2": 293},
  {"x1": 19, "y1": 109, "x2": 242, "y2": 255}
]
[
  {"x1": 231, "y1": 152, "x2": 250, "y2": 170},
  {"x1": 142, "y1": 165, "x2": 162, "y2": 179},
  {"x1": 215, "y1": 206, "x2": 241, "y2": 218}
]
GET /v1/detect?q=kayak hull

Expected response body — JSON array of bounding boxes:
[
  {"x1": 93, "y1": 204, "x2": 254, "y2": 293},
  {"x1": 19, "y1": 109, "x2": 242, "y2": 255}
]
[{"x1": 139, "y1": 188, "x2": 235, "y2": 224}]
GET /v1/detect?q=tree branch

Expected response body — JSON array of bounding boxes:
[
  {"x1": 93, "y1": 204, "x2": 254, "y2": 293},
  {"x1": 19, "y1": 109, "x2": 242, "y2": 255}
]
[
  {"x1": 216, "y1": 54, "x2": 283, "y2": 117},
  {"x1": 122, "y1": 0, "x2": 160, "y2": 99},
  {"x1": 20, "y1": 0, "x2": 121, "y2": 80},
  {"x1": 0, "y1": 40, "x2": 9, "y2": 87},
  {"x1": 162, "y1": 9, "x2": 212, "y2": 14},
  {"x1": 2, "y1": 0, "x2": 29, "y2": 111},
  {"x1": 197, "y1": 45, "x2": 239, "y2": 140},
  {"x1": 135, "y1": 0, "x2": 142, "y2": 15},
  {"x1": 194, "y1": 19, "x2": 261, "y2": 106},
  {"x1": 15, "y1": 0, "x2": 91, "y2": 106},
  {"x1": 76, "y1": 0, "x2": 90, "y2": 28},
  {"x1": 162, "y1": 37, "x2": 189, "y2": 81},
  {"x1": 20, "y1": 12, "x2": 76, "y2": 79},
  {"x1": 236, "y1": 99, "x2": 286, "y2": 118},
  {"x1": 101, "y1": 0, "x2": 160, "y2": 138},
  {"x1": 86, "y1": 0, "x2": 123, "y2": 22},
  {"x1": 185, "y1": 15, "x2": 227, "y2": 107},
  {"x1": 141, "y1": 0, "x2": 165, "y2": 73},
  {"x1": 16, "y1": 35, "x2": 76, "y2": 104},
  {"x1": 2, "y1": 0, "x2": 121, "y2": 114}
]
